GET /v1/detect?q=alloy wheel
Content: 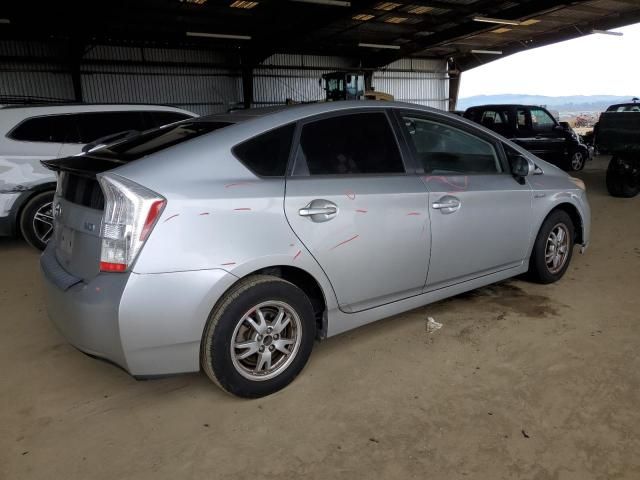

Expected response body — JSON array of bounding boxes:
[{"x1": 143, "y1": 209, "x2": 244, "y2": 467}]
[
  {"x1": 571, "y1": 152, "x2": 585, "y2": 170},
  {"x1": 545, "y1": 223, "x2": 570, "y2": 274},
  {"x1": 32, "y1": 201, "x2": 54, "y2": 245},
  {"x1": 230, "y1": 301, "x2": 302, "y2": 381}
]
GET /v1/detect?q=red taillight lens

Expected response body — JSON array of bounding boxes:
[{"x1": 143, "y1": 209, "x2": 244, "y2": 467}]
[{"x1": 140, "y1": 200, "x2": 166, "y2": 241}]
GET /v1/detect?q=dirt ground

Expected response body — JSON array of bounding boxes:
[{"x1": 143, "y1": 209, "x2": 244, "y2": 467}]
[{"x1": 1, "y1": 156, "x2": 639, "y2": 480}]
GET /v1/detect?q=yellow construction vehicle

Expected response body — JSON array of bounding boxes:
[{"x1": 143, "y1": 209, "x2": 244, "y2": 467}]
[{"x1": 321, "y1": 72, "x2": 394, "y2": 102}]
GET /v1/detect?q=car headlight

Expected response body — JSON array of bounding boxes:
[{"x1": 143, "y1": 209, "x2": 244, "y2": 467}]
[{"x1": 569, "y1": 176, "x2": 586, "y2": 191}]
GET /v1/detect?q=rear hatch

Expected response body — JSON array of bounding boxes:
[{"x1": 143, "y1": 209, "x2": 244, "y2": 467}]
[{"x1": 42, "y1": 120, "x2": 232, "y2": 282}]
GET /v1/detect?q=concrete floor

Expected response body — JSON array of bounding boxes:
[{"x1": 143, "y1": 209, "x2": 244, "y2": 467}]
[{"x1": 1, "y1": 156, "x2": 639, "y2": 480}]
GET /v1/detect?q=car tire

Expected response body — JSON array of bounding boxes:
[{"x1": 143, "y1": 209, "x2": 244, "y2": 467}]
[
  {"x1": 19, "y1": 191, "x2": 55, "y2": 250},
  {"x1": 201, "y1": 274, "x2": 315, "y2": 398},
  {"x1": 566, "y1": 149, "x2": 586, "y2": 171},
  {"x1": 606, "y1": 156, "x2": 640, "y2": 198},
  {"x1": 528, "y1": 210, "x2": 575, "y2": 284}
]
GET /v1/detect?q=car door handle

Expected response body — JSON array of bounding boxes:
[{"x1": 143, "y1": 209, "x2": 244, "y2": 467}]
[
  {"x1": 432, "y1": 196, "x2": 461, "y2": 213},
  {"x1": 299, "y1": 200, "x2": 338, "y2": 222},
  {"x1": 299, "y1": 207, "x2": 337, "y2": 216}
]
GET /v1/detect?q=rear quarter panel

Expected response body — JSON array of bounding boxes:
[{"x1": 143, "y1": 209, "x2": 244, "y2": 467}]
[{"x1": 112, "y1": 128, "x2": 340, "y2": 313}]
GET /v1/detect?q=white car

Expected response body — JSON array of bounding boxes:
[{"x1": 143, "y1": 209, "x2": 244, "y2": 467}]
[{"x1": 0, "y1": 104, "x2": 196, "y2": 249}]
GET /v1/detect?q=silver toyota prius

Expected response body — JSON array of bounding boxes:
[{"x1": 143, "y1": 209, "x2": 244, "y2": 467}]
[{"x1": 40, "y1": 101, "x2": 590, "y2": 398}]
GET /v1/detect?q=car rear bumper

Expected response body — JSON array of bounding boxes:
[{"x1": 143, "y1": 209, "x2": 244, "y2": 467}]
[
  {"x1": 41, "y1": 244, "x2": 130, "y2": 369},
  {"x1": 40, "y1": 245, "x2": 239, "y2": 376}
]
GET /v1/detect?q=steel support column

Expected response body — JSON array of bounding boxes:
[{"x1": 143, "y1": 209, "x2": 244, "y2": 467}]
[
  {"x1": 241, "y1": 66, "x2": 254, "y2": 110},
  {"x1": 448, "y1": 60, "x2": 461, "y2": 112}
]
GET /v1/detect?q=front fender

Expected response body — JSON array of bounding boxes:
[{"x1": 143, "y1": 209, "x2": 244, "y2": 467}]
[{"x1": 530, "y1": 190, "x2": 591, "y2": 252}]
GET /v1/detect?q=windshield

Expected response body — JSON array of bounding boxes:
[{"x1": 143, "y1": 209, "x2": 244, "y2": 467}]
[{"x1": 607, "y1": 104, "x2": 640, "y2": 112}]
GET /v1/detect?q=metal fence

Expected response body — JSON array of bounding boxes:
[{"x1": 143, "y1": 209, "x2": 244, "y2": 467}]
[{"x1": 373, "y1": 58, "x2": 449, "y2": 110}]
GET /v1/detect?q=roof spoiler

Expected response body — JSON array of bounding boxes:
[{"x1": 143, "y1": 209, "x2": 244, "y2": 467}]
[{"x1": 41, "y1": 155, "x2": 125, "y2": 178}]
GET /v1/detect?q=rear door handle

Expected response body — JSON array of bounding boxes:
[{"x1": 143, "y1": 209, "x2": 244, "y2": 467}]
[
  {"x1": 299, "y1": 200, "x2": 338, "y2": 222},
  {"x1": 299, "y1": 207, "x2": 337, "y2": 216},
  {"x1": 432, "y1": 195, "x2": 461, "y2": 214}
]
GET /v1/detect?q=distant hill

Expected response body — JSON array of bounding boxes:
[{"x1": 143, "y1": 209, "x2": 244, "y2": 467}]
[{"x1": 457, "y1": 94, "x2": 636, "y2": 112}]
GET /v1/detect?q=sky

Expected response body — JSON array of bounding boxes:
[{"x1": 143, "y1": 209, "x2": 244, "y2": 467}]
[{"x1": 459, "y1": 22, "x2": 640, "y2": 98}]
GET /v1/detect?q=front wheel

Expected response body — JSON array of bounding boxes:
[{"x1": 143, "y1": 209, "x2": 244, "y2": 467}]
[
  {"x1": 606, "y1": 156, "x2": 640, "y2": 198},
  {"x1": 19, "y1": 191, "x2": 55, "y2": 250},
  {"x1": 528, "y1": 210, "x2": 575, "y2": 284},
  {"x1": 201, "y1": 275, "x2": 315, "y2": 398},
  {"x1": 566, "y1": 149, "x2": 586, "y2": 171}
]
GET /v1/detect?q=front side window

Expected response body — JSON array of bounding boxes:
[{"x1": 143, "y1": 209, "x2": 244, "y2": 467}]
[
  {"x1": 233, "y1": 124, "x2": 295, "y2": 177},
  {"x1": 530, "y1": 108, "x2": 556, "y2": 132},
  {"x1": 8, "y1": 114, "x2": 79, "y2": 143},
  {"x1": 293, "y1": 112, "x2": 405, "y2": 175},
  {"x1": 401, "y1": 115, "x2": 502, "y2": 174}
]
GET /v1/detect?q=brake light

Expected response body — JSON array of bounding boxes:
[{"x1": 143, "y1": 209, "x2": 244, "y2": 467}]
[
  {"x1": 99, "y1": 261, "x2": 128, "y2": 272},
  {"x1": 97, "y1": 174, "x2": 166, "y2": 273}
]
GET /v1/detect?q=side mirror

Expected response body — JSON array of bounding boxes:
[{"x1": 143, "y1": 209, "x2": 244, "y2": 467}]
[
  {"x1": 509, "y1": 154, "x2": 535, "y2": 183},
  {"x1": 559, "y1": 121, "x2": 571, "y2": 130}
]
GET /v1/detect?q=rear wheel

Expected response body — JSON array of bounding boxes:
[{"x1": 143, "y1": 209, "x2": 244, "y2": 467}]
[
  {"x1": 201, "y1": 275, "x2": 315, "y2": 398},
  {"x1": 19, "y1": 191, "x2": 55, "y2": 250},
  {"x1": 528, "y1": 210, "x2": 575, "y2": 284},
  {"x1": 606, "y1": 156, "x2": 640, "y2": 198}
]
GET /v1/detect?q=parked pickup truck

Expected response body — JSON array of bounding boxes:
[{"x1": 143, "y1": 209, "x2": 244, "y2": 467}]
[{"x1": 596, "y1": 101, "x2": 640, "y2": 197}]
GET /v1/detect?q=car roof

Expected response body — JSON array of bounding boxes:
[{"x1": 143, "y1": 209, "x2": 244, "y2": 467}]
[
  {"x1": 194, "y1": 100, "x2": 445, "y2": 126},
  {"x1": 0, "y1": 104, "x2": 197, "y2": 116},
  {"x1": 466, "y1": 104, "x2": 546, "y2": 110}
]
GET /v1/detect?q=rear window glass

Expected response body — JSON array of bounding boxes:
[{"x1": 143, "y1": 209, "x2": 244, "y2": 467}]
[
  {"x1": 149, "y1": 111, "x2": 193, "y2": 127},
  {"x1": 91, "y1": 121, "x2": 231, "y2": 161},
  {"x1": 9, "y1": 114, "x2": 79, "y2": 143},
  {"x1": 232, "y1": 124, "x2": 295, "y2": 177}
]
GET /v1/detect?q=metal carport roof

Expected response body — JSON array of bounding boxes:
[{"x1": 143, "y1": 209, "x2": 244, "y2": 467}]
[{"x1": 1, "y1": 0, "x2": 639, "y2": 71}]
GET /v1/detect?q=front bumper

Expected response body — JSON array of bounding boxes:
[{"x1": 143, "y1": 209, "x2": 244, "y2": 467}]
[
  {"x1": 0, "y1": 192, "x2": 20, "y2": 237},
  {"x1": 40, "y1": 245, "x2": 238, "y2": 376},
  {"x1": 0, "y1": 214, "x2": 14, "y2": 236}
]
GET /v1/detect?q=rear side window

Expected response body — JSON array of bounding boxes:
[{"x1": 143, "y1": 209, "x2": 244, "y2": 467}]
[
  {"x1": 149, "y1": 111, "x2": 193, "y2": 127},
  {"x1": 8, "y1": 114, "x2": 79, "y2": 143},
  {"x1": 293, "y1": 112, "x2": 404, "y2": 175},
  {"x1": 76, "y1": 111, "x2": 148, "y2": 143},
  {"x1": 233, "y1": 124, "x2": 295, "y2": 177}
]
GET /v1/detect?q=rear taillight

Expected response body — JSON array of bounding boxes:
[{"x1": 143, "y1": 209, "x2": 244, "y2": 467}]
[{"x1": 97, "y1": 174, "x2": 166, "y2": 273}]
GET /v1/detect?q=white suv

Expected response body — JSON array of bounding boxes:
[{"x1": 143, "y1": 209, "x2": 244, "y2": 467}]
[{"x1": 0, "y1": 104, "x2": 196, "y2": 249}]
